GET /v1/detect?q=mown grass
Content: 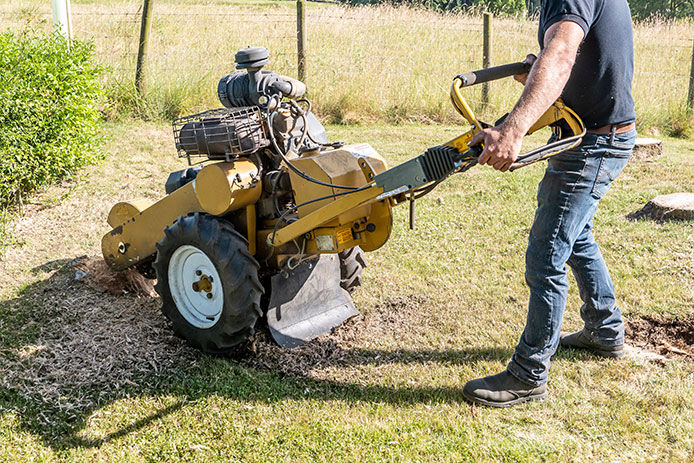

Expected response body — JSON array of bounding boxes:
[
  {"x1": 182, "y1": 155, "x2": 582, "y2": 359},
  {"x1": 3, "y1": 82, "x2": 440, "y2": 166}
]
[
  {"x1": 0, "y1": 121, "x2": 692, "y2": 462},
  {"x1": 1, "y1": 0, "x2": 693, "y2": 133}
]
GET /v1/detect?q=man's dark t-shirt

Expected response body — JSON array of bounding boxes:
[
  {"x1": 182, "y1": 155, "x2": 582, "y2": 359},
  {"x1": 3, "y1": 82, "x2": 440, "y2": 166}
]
[{"x1": 538, "y1": 0, "x2": 636, "y2": 129}]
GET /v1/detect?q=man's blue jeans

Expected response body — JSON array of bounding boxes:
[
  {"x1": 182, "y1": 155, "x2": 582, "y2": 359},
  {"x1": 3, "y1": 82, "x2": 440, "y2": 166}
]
[{"x1": 507, "y1": 129, "x2": 637, "y2": 386}]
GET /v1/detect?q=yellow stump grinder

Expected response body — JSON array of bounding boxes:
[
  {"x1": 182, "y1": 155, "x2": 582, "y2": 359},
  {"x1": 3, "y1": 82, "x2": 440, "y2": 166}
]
[{"x1": 102, "y1": 47, "x2": 585, "y2": 352}]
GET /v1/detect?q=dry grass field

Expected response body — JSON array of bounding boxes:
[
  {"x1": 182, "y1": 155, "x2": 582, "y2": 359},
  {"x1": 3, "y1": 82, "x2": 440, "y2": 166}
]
[{"x1": 1, "y1": 0, "x2": 693, "y2": 132}]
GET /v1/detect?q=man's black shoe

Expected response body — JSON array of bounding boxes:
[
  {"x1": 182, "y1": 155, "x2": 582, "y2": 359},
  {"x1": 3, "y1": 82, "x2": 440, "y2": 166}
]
[
  {"x1": 462, "y1": 371, "x2": 547, "y2": 408},
  {"x1": 560, "y1": 329, "x2": 625, "y2": 358}
]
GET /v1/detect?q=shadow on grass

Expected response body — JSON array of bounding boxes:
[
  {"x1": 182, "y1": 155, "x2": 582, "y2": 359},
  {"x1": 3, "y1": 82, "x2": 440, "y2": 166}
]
[{"x1": 0, "y1": 259, "x2": 513, "y2": 451}]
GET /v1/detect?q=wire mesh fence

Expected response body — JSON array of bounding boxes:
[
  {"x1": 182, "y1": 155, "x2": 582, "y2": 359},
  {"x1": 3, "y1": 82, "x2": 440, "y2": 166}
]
[{"x1": 1, "y1": 1, "x2": 692, "y2": 126}]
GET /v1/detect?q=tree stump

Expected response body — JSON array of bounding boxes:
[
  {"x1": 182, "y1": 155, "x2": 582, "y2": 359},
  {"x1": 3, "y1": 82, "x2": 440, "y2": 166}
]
[
  {"x1": 631, "y1": 138, "x2": 663, "y2": 161},
  {"x1": 629, "y1": 193, "x2": 694, "y2": 221}
]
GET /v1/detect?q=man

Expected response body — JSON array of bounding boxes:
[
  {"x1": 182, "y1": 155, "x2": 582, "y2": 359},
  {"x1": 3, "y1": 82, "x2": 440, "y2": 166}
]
[{"x1": 462, "y1": 0, "x2": 637, "y2": 408}]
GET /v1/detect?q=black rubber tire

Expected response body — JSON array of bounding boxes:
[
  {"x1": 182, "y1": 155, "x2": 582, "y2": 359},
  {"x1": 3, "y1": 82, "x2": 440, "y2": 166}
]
[
  {"x1": 153, "y1": 213, "x2": 263, "y2": 354},
  {"x1": 339, "y1": 246, "x2": 367, "y2": 293}
]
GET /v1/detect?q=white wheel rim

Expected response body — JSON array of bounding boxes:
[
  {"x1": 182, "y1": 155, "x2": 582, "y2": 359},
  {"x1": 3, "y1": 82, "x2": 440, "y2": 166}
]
[{"x1": 168, "y1": 245, "x2": 223, "y2": 329}]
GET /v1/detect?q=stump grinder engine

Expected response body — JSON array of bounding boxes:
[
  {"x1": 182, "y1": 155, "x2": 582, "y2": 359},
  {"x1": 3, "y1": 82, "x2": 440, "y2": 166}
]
[{"x1": 102, "y1": 47, "x2": 585, "y2": 352}]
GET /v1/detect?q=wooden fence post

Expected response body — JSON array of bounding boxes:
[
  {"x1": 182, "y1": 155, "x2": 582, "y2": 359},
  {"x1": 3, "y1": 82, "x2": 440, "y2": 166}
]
[
  {"x1": 482, "y1": 12, "x2": 492, "y2": 107},
  {"x1": 135, "y1": 0, "x2": 154, "y2": 95},
  {"x1": 688, "y1": 38, "x2": 694, "y2": 111},
  {"x1": 297, "y1": 0, "x2": 307, "y2": 82}
]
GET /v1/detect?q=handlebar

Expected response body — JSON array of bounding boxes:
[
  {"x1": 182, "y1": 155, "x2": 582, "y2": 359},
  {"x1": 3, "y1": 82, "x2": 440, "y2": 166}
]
[{"x1": 454, "y1": 62, "x2": 532, "y2": 88}]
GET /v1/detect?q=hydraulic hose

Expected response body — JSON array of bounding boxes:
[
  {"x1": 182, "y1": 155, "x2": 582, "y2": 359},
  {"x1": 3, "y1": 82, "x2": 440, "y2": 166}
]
[
  {"x1": 268, "y1": 185, "x2": 372, "y2": 247},
  {"x1": 266, "y1": 96, "x2": 361, "y2": 191}
]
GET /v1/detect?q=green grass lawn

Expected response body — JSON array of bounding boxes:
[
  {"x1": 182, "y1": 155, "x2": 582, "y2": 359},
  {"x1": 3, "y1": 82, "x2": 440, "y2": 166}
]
[{"x1": 0, "y1": 121, "x2": 692, "y2": 462}]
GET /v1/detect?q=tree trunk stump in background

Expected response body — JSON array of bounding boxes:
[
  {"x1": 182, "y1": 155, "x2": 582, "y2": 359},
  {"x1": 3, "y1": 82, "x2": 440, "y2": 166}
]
[
  {"x1": 631, "y1": 138, "x2": 663, "y2": 161},
  {"x1": 629, "y1": 193, "x2": 694, "y2": 221}
]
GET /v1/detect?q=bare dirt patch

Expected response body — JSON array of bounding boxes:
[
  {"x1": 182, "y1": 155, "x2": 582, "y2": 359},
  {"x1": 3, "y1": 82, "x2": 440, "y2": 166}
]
[
  {"x1": 625, "y1": 315, "x2": 694, "y2": 360},
  {"x1": 7, "y1": 251, "x2": 690, "y2": 423},
  {"x1": 244, "y1": 294, "x2": 432, "y2": 378}
]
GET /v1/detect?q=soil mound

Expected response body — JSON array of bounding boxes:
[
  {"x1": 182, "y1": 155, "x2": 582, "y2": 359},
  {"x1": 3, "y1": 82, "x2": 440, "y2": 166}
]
[{"x1": 626, "y1": 315, "x2": 694, "y2": 360}]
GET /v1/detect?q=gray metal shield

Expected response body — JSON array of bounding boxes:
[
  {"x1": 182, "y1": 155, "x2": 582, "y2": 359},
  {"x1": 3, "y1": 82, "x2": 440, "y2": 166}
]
[{"x1": 267, "y1": 254, "x2": 358, "y2": 348}]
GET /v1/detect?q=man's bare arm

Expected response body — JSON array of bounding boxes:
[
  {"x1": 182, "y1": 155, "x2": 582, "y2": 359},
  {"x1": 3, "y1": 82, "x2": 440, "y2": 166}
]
[
  {"x1": 503, "y1": 21, "x2": 584, "y2": 135},
  {"x1": 471, "y1": 21, "x2": 585, "y2": 172}
]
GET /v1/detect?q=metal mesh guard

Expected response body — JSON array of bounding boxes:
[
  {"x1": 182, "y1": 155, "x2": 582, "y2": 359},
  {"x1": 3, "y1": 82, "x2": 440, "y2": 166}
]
[{"x1": 172, "y1": 107, "x2": 267, "y2": 160}]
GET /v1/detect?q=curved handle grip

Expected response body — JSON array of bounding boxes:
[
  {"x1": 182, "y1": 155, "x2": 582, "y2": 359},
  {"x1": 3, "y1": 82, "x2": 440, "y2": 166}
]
[{"x1": 455, "y1": 62, "x2": 531, "y2": 87}]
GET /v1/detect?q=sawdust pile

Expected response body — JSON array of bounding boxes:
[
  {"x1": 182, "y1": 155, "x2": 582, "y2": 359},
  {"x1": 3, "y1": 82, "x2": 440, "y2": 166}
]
[
  {"x1": 77, "y1": 256, "x2": 157, "y2": 297},
  {"x1": 245, "y1": 294, "x2": 432, "y2": 378},
  {"x1": 1, "y1": 267, "x2": 197, "y2": 414},
  {"x1": 4, "y1": 250, "x2": 431, "y2": 413},
  {"x1": 626, "y1": 315, "x2": 694, "y2": 360}
]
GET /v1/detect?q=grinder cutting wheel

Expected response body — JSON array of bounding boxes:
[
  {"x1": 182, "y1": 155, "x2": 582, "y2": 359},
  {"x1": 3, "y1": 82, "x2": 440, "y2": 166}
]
[{"x1": 101, "y1": 46, "x2": 584, "y2": 353}]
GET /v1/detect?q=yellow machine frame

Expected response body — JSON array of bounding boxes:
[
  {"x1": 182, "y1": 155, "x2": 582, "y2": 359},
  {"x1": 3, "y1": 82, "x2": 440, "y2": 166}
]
[{"x1": 102, "y1": 72, "x2": 585, "y2": 272}]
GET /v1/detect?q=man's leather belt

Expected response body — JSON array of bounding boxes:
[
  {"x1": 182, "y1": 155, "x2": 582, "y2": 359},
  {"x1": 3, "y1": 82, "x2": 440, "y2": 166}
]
[{"x1": 586, "y1": 122, "x2": 635, "y2": 135}]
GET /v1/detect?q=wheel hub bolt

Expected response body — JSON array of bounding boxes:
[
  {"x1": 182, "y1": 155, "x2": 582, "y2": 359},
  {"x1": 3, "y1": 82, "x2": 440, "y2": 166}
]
[{"x1": 206, "y1": 293, "x2": 213, "y2": 299}]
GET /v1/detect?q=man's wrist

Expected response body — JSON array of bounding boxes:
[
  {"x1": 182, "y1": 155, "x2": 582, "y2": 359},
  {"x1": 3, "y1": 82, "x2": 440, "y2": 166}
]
[{"x1": 499, "y1": 119, "x2": 527, "y2": 141}]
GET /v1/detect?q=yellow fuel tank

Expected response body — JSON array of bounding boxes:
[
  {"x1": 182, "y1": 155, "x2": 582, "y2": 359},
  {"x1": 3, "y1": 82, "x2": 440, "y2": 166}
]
[{"x1": 102, "y1": 159, "x2": 260, "y2": 271}]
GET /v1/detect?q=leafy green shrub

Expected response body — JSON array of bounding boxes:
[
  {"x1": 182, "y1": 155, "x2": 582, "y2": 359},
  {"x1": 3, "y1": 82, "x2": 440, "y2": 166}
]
[{"x1": 0, "y1": 31, "x2": 102, "y2": 210}]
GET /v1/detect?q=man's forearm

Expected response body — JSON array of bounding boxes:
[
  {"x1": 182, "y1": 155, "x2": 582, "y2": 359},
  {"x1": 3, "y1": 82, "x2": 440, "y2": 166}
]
[
  {"x1": 471, "y1": 21, "x2": 584, "y2": 172},
  {"x1": 502, "y1": 22, "x2": 583, "y2": 136}
]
